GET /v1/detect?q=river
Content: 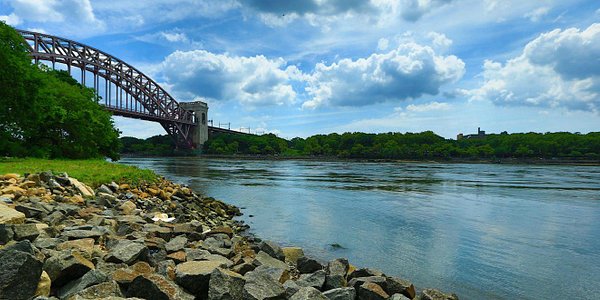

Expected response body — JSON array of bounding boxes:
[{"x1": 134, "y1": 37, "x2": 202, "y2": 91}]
[{"x1": 119, "y1": 157, "x2": 600, "y2": 299}]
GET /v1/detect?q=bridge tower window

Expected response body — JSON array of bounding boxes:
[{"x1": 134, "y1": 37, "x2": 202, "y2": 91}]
[{"x1": 202, "y1": 113, "x2": 206, "y2": 125}]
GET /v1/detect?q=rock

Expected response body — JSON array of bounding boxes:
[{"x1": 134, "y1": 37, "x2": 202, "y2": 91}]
[
  {"x1": 57, "y1": 269, "x2": 108, "y2": 299},
  {"x1": 166, "y1": 250, "x2": 187, "y2": 263},
  {"x1": 349, "y1": 268, "x2": 384, "y2": 280},
  {"x1": 128, "y1": 273, "x2": 193, "y2": 300},
  {"x1": 420, "y1": 288, "x2": 459, "y2": 300},
  {"x1": 253, "y1": 265, "x2": 290, "y2": 283},
  {"x1": 290, "y1": 286, "x2": 328, "y2": 300},
  {"x1": 0, "y1": 185, "x2": 26, "y2": 195},
  {"x1": 56, "y1": 238, "x2": 95, "y2": 257},
  {"x1": 68, "y1": 178, "x2": 94, "y2": 197},
  {"x1": 119, "y1": 201, "x2": 137, "y2": 215},
  {"x1": 43, "y1": 251, "x2": 95, "y2": 288},
  {"x1": 206, "y1": 225, "x2": 233, "y2": 238},
  {"x1": 0, "y1": 203, "x2": 26, "y2": 224},
  {"x1": 297, "y1": 256, "x2": 323, "y2": 274},
  {"x1": 165, "y1": 235, "x2": 187, "y2": 253},
  {"x1": 175, "y1": 260, "x2": 222, "y2": 298},
  {"x1": 282, "y1": 247, "x2": 304, "y2": 264},
  {"x1": 390, "y1": 294, "x2": 411, "y2": 300},
  {"x1": 253, "y1": 251, "x2": 289, "y2": 270},
  {"x1": 105, "y1": 240, "x2": 148, "y2": 265},
  {"x1": 97, "y1": 185, "x2": 113, "y2": 195},
  {"x1": 283, "y1": 280, "x2": 301, "y2": 298},
  {"x1": 0, "y1": 224, "x2": 14, "y2": 244},
  {"x1": 258, "y1": 240, "x2": 285, "y2": 261},
  {"x1": 15, "y1": 204, "x2": 44, "y2": 218},
  {"x1": 70, "y1": 280, "x2": 124, "y2": 299},
  {"x1": 208, "y1": 267, "x2": 245, "y2": 300},
  {"x1": 112, "y1": 261, "x2": 154, "y2": 284},
  {"x1": 34, "y1": 271, "x2": 51, "y2": 297},
  {"x1": 156, "y1": 260, "x2": 176, "y2": 280},
  {"x1": 385, "y1": 277, "x2": 416, "y2": 299},
  {"x1": 358, "y1": 282, "x2": 390, "y2": 300},
  {"x1": 297, "y1": 270, "x2": 326, "y2": 290},
  {"x1": 0, "y1": 247, "x2": 43, "y2": 299},
  {"x1": 348, "y1": 276, "x2": 387, "y2": 288},
  {"x1": 12, "y1": 223, "x2": 41, "y2": 241},
  {"x1": 323, "y1": 287, "x2": 356, "y2": 300},
  {"x1": 325, "y1": 259, "x2": 348, "y2": 289},
  {"x1": 242, "y1": 269, "x2": 286, "y2": 300},
  {"x1": 61, "y1": 229, "x2": 105, "y2": 240}
]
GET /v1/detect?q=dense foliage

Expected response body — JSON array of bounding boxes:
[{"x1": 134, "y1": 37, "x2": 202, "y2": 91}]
[
  {"x1": 199, "y1": 131, "x2": 600, "y2": 159},
  {"x1": 0, "y1": 23, "x2": 120, "y2": 160},
  {"x1": 121, "y1": 135, "x2": 177, "y2": 156}
]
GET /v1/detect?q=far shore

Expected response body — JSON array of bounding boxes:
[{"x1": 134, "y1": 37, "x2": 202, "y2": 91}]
[{"x1": 120, "y1": 154, "x2": 600, "y2": 166}]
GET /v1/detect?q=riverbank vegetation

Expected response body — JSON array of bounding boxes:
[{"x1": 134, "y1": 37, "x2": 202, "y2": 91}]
[
  {"x1": 122, "y1": 131, "x2": 600, "y2": 160},
  {"x1": 0, "y1": 23, "x2": 120, "y2": 160},
  {"x1": 0, "y1": 158, "x2": 157, "y2": 186}
]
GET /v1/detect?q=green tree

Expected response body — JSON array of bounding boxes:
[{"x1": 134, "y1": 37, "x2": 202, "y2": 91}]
[{"x1": 0, "y1": 23, "x2": 121, "y2": 159}]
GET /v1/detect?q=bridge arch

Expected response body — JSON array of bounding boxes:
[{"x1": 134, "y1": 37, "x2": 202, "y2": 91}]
[{"x1": 16, "y1": 29, "x2": 199, "y2": 148}]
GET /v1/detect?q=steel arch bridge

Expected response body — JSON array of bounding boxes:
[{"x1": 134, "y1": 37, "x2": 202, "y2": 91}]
[{"x1": 16, "y1": 29, "x2": 199, "y2": 148}]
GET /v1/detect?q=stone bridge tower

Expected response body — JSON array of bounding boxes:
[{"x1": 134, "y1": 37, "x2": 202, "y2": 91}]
[{"x1": 179, "y1": 101, "x2": 209, "y2": 147}]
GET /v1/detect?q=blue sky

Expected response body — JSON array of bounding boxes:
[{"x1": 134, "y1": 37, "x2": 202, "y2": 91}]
[{"x1": 1, "y1": 0, "x2": 599, "y2": 139}]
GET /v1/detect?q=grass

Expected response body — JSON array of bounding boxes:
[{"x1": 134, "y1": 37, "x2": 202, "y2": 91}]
[{"x1": 0, "y1": 158, "x2": 158, "y2": 187}]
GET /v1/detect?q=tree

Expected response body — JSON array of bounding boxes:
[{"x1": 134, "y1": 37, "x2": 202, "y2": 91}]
[{"x1": 0, "y1": 23, "x2": 121, "y2": 160}]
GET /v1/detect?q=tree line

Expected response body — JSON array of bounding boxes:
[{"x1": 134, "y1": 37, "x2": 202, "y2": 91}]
[{"x1": 123, "y1": 131, "x2": 600, "y2": 160}]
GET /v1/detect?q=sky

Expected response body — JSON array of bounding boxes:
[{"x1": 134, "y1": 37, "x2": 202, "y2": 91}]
[{"x1": 1, "y1": 0, "x2": 599, "y2": 139}]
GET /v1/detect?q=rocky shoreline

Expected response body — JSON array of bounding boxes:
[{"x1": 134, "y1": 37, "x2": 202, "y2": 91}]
[{"x1": 0, "y1": 171, "x2": 458, "y2": 300}]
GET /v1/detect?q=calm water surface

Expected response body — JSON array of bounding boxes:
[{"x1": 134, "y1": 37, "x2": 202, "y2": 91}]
[{"x1": 119, "y1": 158, "x2": 600, "y2": 299}]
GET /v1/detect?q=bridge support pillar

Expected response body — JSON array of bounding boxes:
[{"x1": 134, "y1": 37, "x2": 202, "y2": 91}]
[{"x1": 180, "y1": 101, "x2": 209, "y2": 148}]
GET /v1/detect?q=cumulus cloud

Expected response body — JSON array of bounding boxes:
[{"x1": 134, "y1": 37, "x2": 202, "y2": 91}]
[
  {"x1": 427, "y1": 31, "x2": 452, "y2": 51},
  {"x1": 0, "y1": 13, "x2": 21, "y2": 26},
  {"x1": 469, "y1": 23, "x2": 600, "y2": 112},
  {"x1": 157, "y1": 50, "x2": 304, "y2": 107},
  {"x1": 11, "y1": 0, "x2": 102, "y2": 26},
  {"x1": 302, "y1": 41, "x2": 465, "y2": 109},
  {"x1": 240, "y1": 0, "x2": 373, "y2": 16},
  {"x1": 406, "y1": 101, "x2": 452, "y2": 112}
]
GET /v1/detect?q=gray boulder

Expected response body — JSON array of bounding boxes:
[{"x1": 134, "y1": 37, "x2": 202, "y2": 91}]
[
  {"x1": 0, "y1": 248, "x2": 43, "y2": 299},
  {"x1": 258, "y1": 240, "x2": 285, "y2": 261},
  {"x1": 175, "y1": 260, "x2": 222, "y2": 298},
  {"x1": 283, "y1": 280, "x2": 301, "y2": 298},
  {"x1": 296, "y1": 269, "x2": 326, "y2": 290},
  {"x1": 43, "y1": 251, "x2": 94, "y2": 288},
  {"x1": 128, "y1": 274, "x2": 194, "y2": 300},
  {"x1": 12, "y1": 224, "x2": 40, "y2": 241},
  {"x1": 253, "y1": 251, "x2": 289, "y2": 270},
  {"x1": 208, "y1": 268, "x2": 245, "y2": 300},
  {"x1": 242, "y1": 269, "x2": 286, "y2": 300},
  {"x1": 57, "y1": 269, "x2": 108, "y2": 299},
  {"x1": 390, "y1": 293, "x2": 411, "y2": 300},
  {"x1": 289, "y1": 286, "x2": 328, "y2": 300},
  {"x1": 385, "y1": 277, "x2": 416, "y2": 299},
  {"x1": 105, "y1": 240, "x2": 148, "y2": 265},
  {"x1": 165, "y1": 235, "x2": 187, "y2": 253},
  {"x1": 297, "y1": 256, "x2": 322, "y2": 274},
  {"x1": 323, "y1": 287, "x2": 356, "y2": 300}
]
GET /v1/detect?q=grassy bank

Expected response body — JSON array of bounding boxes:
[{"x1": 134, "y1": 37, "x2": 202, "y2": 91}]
[{"x1": 0, "y1": 158, "x2": 157, "y2": 187}]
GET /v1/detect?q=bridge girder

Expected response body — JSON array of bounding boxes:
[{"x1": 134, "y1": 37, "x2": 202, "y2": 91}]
[{"x1": 16, "y1": 29, "x2": 197, "y2": 149}]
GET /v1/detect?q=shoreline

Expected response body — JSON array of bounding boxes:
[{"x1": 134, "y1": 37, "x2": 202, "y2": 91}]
[
  {"x1": 0, "y1": 171, "x2": 458, "y2": 299},
  {"x1": 121, "y1": 153, "x2": 600, "y2": 166}
]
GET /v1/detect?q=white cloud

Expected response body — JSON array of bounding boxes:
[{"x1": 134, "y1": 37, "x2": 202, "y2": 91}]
[
  {"x1": 4, "y1": 0, "x2": 104, "y2": 35},
  {"x1": 524, "y1": 6, "x2": 550, "y2": 22},
  {"x1": 135, "y1": 29, "x2": 201, "y2": 48},
  {"x1": 406, "y1": 101, "x2": 452, "y2": 112},
  {"x1": 469, "y1": 23, "x2": 600, "y2": 112},
  {"x1": 302, "y1": 41, "x2": 465, "y2": 109},
  {"x1": 157, "y1": 50, "x2": 304, "y2": 107},
  {"x1": 377, "y1": 38, "x2": 390, "y2": 51},
  {"x1": 427, "y1": 31, "x2": 452, "y2": 51},
  {"x1": 0, "y1": 13, "x2": 21, "y2": 26}
]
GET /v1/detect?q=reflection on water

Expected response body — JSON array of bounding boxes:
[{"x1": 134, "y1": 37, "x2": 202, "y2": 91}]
[{"x1": 119, "y1": 158, "x2": 600, "y2": 300}]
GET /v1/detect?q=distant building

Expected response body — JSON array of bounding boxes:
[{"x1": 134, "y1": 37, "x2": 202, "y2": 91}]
[{"x1": 457, "y1": 127, "x2": 486, "y2": 140}]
